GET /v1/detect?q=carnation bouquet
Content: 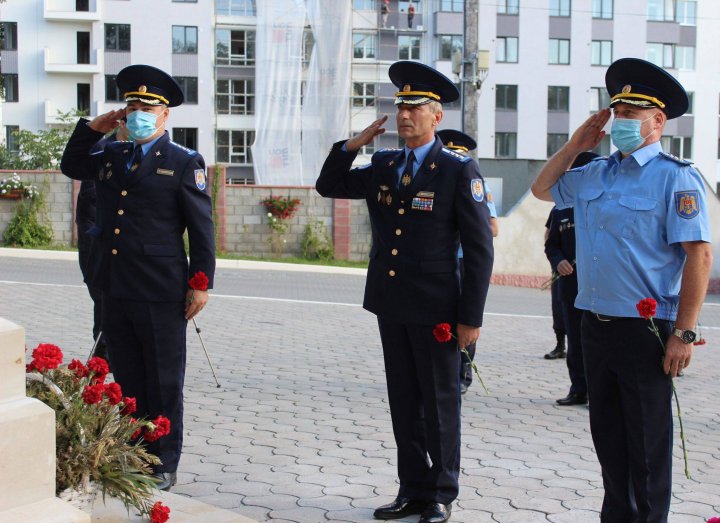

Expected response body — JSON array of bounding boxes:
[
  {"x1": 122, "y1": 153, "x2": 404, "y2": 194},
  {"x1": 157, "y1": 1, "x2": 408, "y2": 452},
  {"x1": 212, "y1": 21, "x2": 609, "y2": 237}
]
[{"x1": 26, "y1": 343, "x2": 171, "y2": 519}]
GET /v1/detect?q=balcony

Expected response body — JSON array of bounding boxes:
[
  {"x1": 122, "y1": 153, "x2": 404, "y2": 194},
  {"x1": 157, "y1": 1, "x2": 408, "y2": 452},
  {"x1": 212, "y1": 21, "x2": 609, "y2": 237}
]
[
  {"x1": 44, "y1": 0, "x2": 101, "y2": 21},
  {"x1": 44, "y1": 47, "x2": 102, "y2": 74},
  {"x1": 45, "y1": 99, "x2": 99, "y2": 124}
]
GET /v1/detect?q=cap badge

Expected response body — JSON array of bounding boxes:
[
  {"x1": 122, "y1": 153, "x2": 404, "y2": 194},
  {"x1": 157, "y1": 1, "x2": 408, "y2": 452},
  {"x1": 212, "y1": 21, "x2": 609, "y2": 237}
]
[
  {"x1": 621, "y1": 85, "x2": 632, "y2": 94},
  {"x1": 403, "y1": 84, "x2": 411, "y2": 92},
  {"x1": 138, "y1": 85, "x2": 147, "y2": 93}
]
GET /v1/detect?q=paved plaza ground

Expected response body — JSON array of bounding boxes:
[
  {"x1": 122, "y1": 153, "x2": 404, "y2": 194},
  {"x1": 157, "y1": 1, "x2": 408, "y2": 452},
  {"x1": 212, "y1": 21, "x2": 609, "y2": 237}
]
[{"x1": 1, "y1": 251, "x2": 719, "y2": 523}]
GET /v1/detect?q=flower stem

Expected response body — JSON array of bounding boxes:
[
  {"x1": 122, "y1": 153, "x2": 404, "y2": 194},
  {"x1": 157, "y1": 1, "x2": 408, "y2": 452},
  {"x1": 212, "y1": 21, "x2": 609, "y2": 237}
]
[{"x1": 461, "y1": 348, "x2": 489, "y2": 395}]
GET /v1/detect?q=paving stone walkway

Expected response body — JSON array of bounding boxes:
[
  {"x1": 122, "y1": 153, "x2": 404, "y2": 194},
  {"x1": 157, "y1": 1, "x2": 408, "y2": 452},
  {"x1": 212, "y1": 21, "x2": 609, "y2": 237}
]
[{"x1": 1, "y1": 254, "x2": 718, "y2": 523}]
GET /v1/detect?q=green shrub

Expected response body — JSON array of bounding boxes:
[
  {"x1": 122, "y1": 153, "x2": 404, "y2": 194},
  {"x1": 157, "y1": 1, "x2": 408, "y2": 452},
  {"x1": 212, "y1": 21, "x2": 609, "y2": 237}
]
[
  {"x1": 3, "y1": 185, "x2": 54, "y2": 247},
  {"x1": 301, "y1": 220, "x2": 333, "y2": 261}
]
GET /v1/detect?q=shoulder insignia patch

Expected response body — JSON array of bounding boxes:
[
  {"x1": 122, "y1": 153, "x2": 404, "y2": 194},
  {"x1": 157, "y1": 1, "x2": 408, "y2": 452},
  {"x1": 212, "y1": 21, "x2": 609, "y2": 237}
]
[
  {"x1": 660, "y1": 152, "x2": 692, "y2": 166},
  {"x1": 441, "y1": 147, "x2": 471, "y2": 163},
  {"x1": 471, "y1": 179, "x2": 484, "y2": 202},
  {"x1": 675, "y1": 190, "x2": 700, "y2": 219},
  {"x1": 170, "y1": 141, "x2": 198, "y2": 156},
  {"x1": 195, "y1": 169, "x2": 206, "y2": 190}
]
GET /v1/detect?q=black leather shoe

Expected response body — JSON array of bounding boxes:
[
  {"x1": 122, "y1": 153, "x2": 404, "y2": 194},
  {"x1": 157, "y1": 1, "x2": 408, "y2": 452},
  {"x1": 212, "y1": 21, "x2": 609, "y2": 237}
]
[
  {"x1": 556, "y1": 393, "x2": 588, "y2": 406},
  {"x1": 373, "y1": 497, "x2": 426, "y2": 520},
  {"x1": 419, "y1": 502, "x2": 452, "y2": 523},
  {"x1": 152, "y1": 471, "x2": 177, "y2": 492},
  {"x1": 544, "y1": 347, "x2": 566, "y2": 360},
  {"x1": 460, "y1": 382, "x2": 469, "y2": 395}
]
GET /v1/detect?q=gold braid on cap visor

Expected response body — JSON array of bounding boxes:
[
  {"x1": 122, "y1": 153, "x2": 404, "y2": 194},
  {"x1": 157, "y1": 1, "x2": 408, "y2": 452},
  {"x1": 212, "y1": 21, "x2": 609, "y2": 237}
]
[
  {"x1": 610, "y1": 92, "x2": 665, "y2": 109},
  {"x1": 394, "y1": 90, "x2": 441, "y2": 105},
  {"x1": 123, "y1": 91, "x2": 170, "y2": 105},
  {"x1": 446, "y1": 144, "x2": 469, "y2": 153}
]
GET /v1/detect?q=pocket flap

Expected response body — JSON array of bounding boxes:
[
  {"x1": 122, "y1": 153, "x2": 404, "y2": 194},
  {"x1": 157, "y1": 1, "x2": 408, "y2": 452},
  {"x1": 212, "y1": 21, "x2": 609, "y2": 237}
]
[{"x1": 618, "y1": 195, "x2": 658, "y2": 211}]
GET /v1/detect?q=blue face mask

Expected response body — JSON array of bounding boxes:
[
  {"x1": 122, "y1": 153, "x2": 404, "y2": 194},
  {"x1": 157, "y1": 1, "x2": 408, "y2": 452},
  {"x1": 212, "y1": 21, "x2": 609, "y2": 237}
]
[
  {"x1": 610, "y1": 114, "x2": 656, "y2": 154},
  {"x1": 125, "y1": 110, "x2": 159, "y2": 141}
]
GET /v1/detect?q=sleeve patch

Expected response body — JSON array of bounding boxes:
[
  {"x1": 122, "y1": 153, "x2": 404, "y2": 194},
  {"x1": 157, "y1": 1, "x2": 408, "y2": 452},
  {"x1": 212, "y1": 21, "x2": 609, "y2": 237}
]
[
  {"x1": 675, "y1": 190, "x2": 700, "y2": 219},
  {"x1": 195, "y1": 169, "x2": 207, "y2": 190},
  {"x1": 471, "y1": 179, "x2": 485, "y2": 202}
]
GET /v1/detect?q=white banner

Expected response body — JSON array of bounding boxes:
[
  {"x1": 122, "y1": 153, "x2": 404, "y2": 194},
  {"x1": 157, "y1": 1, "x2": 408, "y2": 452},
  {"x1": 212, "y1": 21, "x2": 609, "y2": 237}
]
[
  {"x1": 252, "y1": 0, "x2": 306, "y2": 185},
  {"x1": 301, "y1": 0, "x2": 353, "y2": 185}
]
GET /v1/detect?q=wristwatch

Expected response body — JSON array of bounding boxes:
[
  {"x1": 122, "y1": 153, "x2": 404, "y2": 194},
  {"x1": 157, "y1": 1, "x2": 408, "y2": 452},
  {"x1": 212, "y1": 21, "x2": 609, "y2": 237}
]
[{"x1": 673, "y1": 328, "x2": 697, "y2": 344}]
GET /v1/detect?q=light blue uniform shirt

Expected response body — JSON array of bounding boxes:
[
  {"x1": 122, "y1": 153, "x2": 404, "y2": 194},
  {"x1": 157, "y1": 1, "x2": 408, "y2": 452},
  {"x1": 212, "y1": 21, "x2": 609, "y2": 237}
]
[
  {"x1": 396, "y1": 140, "x2": 435, "y2": 185},
  {"x1": 126, "y1": 135, "x2": 162, "y2": 170},
  {"x1": 551, "y1": 142, "x2": 711, "y2": 320}
]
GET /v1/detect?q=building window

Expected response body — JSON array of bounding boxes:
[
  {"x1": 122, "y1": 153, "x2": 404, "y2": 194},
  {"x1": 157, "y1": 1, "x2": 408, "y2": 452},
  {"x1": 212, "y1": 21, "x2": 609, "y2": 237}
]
[
  {"x1": 686, "y1": 91, "x2": 694, "y2": 115},
  {"x1": 353, "y1": 33, "x2": 376, "y2": 59},
  {"x1": 592, "y1": 0, "x2": 612, "y2": 19},
  {"x1": 174, "y1": 77, "x2": 198, "y2": 104},
  {"x1": 549, "y1": 38, "x2": 570, "y2": 65},
  {"x1": 661, "y1": 136, "x2": 692, "y2": 160},
  {"x1": 215, "y1": 0, "x2": 256, "y2": 16},
  {"x1": 646, "y1": 43, "x2": 674, "y2": 68},
  {"x1": 439, "y1": 35, "x2": 463, "y2": 60},
  {"x1": 105, "y1": 24, "x2": 130, "y2": 51},
  {"x1": 77, "y1": 83, "x2": 90, "y2": 114},
  {"x1": 172, "y1": 25, "x2": 198, "y2": 54},
  {"x1": 675, "y1": 46, "x2": 695, "y2": 70},
  {"x1": 172, "y1": 128, "x2": 198, "y2": 150},
  {"x1": 352, "y1": 82, "x2": 376, "y2": 107},
  {"x1": 495, "y1": 132, "x2": 517, "y2": 158},
  {"x1": 547, "y1": 133, "x2": 568, "y2": 157},
  {"x1": 589, "y1": 86, "x2": 611, "y2": 111},
  {"x1": 104, "y1": 75, "x2": 122, "y2": 102},
  {"x1": 496, "y1": 37, "x2": 518, "y2": 63},
  {"x1": 593, "y1": 135, "x2": 611, "y2": 156},
  {"x1": 591, "y1": 40, "x2": 612, "y2": 66},
  {"x1": 216, "y1": 130, "x2": 254, "y2": 165},
  {"x1": 496, "y1": 84, "x2": 518, "y2": 110},
  {"x1": 550, "y1": 0, "x2": 571, "y2": 17},
  {"x1": 173, "y1": 0, "x2": 198, "y2": 2},
  {"x1": 440, "y1": 0, "x2": 463, "y2": 11},
  {"x1": 497, "y1": 0, "x2": 519, "y2": 14},
  {"x1": 398, "y1": 35, "x2": 421, "y2": 60},
  {"x1": 0, "y1": 22, "x2": 18, "y2": 50},
  {"x1": 676, "y1": 0, "x2": 696, "y2": 25},
  {"x1": 647, "y1": 0, "x2": 673, "y2": 21},
  {"x1": 216, "y1": 29, "x2": 255, "y2": 66},
  {"x1": 548, "y1": 86, "x2": 569, "y2": 111},
  {"x1": 5, "y1": 126, "x2": 19, "y2": 151},
  {"x1": 2, "y1": 74, "x2": 18, "y2": 102},
  {"x1": 352, "y1": 0, "x2": 374, "y2": 8},
  {"x1": 216, "y1": 79, "x2": 255, "y2": 115}
]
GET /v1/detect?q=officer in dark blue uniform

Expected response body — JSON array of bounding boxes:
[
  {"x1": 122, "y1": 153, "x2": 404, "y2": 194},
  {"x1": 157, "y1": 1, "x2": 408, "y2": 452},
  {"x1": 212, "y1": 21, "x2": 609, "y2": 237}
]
[
  {"x1": 544, "y1": 151, "x2": 598, "y2": 407},
  {"x1": 532, "y1": 58, "x2": 712, "y2": 523},
  {"x1": 61, "y1": 64, "x2": 216, "y2": 492},
  {"x1": 317, "y1": 61, "x2": 494, "y2": 523},
  {"x1": 436, "y1": 129, "x2": 498, "y2": 394}
]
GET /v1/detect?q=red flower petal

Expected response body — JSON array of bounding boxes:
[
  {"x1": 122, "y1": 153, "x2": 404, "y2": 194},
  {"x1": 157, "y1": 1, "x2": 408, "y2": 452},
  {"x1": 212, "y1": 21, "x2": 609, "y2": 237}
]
[
  {"x1": 432, "y1": 323, "x2": 453, "y2": 343},
  {"x1": 150, "y1": 501, "x2": 171, "y2": 523},
  {"x1": 636, "y1": 298, "x2": 657, "y2": 320}
]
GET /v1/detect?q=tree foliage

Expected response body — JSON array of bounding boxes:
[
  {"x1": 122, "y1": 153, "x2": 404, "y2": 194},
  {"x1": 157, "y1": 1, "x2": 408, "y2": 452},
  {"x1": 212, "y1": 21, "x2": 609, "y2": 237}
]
[{"x1": 0, "y1": 110, "x2": 85, "y2": 170}]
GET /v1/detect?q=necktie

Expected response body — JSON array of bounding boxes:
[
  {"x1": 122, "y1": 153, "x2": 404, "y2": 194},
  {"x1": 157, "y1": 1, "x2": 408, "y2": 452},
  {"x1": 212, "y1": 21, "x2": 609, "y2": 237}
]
[
  {"x1": 399, "y1": 151, "x2": 415, "y2": 202},
  {"x1": 128, "y1": 145, "x2": 143, "y2": 174}
]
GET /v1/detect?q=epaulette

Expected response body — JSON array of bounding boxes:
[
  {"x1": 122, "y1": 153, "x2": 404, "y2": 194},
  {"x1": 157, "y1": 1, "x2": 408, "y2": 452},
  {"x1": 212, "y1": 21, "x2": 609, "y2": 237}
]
[
  {"x1": 659, "y1": 152, "x2": 692, "y2": 166},
  {"x1": 376, "y1": 148, "x2": 402, "y2": 154},
  {"x1": 441, "y1": 147, "x2": 472, "y2": 163},
  {"x1": 170, "y1": 141, "x2": 198, "y2": 156}
]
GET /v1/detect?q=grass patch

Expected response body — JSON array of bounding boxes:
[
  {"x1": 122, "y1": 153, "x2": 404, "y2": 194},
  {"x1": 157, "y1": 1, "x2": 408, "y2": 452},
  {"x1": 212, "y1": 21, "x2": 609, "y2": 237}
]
[{"x1": 217, "y1": 252, "x2": 368, "y2": 269}]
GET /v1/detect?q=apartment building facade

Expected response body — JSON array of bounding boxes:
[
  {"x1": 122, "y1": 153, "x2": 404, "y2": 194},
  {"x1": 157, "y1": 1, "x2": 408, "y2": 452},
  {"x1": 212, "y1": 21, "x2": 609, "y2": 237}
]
[{"x1": 1, "y1": 0, "x2": 719, "y2": 192}]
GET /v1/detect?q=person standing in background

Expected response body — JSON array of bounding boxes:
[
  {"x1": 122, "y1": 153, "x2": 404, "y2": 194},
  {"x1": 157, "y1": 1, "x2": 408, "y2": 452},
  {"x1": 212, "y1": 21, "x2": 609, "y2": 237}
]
[{"x1": 407, "y1": 0, "x2": 415, "y2": 28}]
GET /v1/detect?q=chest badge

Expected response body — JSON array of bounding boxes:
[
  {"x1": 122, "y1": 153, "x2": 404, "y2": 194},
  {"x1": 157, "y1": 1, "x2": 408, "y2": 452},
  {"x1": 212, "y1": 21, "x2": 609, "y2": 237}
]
[
  {"x1": 401, "y1": 173, "x2": 412, "y2": 186},
  {"x1": 675, "y1": 190, "x2": 700, "y2": 219}
]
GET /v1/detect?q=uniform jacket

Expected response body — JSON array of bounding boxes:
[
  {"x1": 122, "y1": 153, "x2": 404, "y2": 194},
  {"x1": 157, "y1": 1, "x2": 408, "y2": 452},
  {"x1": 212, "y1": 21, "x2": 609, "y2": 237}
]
[
  {"x1": 75, "y1": 135, "x2": 118, "y2": 230},
  {"x1": 544, "y1": 206, "x2": 578, "y2": 300},
  {"x1": 61, "y1": 119, "x2": 215, "y2": 302},
  {"x1": 317, "y1": 137, "x2": 494, "y2": 326}
]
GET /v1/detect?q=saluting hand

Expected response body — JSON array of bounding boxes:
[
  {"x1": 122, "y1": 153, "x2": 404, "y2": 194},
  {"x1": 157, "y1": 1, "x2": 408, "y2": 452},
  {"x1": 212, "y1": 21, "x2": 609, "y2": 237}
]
[
  {"x1": 568, "y1": 108, "x2": 611, "y2": 153},
  {"x1": 345, "y1": 115, "x2": 388, "y2": 152},
  {"x1": 88, "y1": 108, "x2": 127, "y2": 135},
  {"x1": 185, "y1": 289, "x2": 209, "y2": 320}
]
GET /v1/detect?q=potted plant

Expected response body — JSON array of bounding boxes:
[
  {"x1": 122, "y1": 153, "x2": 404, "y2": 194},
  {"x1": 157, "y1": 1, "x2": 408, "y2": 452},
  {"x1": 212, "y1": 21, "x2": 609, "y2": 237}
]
[
  {"x1": 0, "y1": 173, "x2": 39, "y2": 199},
  {"x1": 25, "y1": 343, "x2": 172, "y2": 521}
]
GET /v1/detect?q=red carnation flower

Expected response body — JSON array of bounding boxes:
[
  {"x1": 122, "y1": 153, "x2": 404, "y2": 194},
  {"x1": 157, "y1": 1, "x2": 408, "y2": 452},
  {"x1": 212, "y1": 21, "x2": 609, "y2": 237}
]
[
  {"x1": 636, "y1": 298, "x2": 657, "y2": 320},
  {"x1": 432, "y1": 323, "x2": 453, "y2": 343},
  {"x1": 29, "y1": 343, "x2": 63, "y2": 372},
  {"x1": 120, "y1": 396, "x2": 137, "y2": 415},
  {"x1": 68, "y1": 359, "x2": 89, "y2": 379},
  {"x1": 694, "y1": 338, "x2": 707, "y2": 346},
  {"x1": 87, "y1": 357, "x2": 109, "y2": 384},
  {"x1": 707, "y1": 517, "x2": 720, "y2": 523},
  {"x1": 103, "y1": 382, "x2": 123, "y2": 405},
  {"x1": 150, "y1": 501, "x2": 171, "y2": 523},
  {"x1": 82, "y1": 383, "x2": 105, "y2": 405},
  {"x1": 144, "y1": 415, "x2": 171, "y2": 442},
  {"x1": 188, "y1": 271, "x2": 209, "y2": 291}
]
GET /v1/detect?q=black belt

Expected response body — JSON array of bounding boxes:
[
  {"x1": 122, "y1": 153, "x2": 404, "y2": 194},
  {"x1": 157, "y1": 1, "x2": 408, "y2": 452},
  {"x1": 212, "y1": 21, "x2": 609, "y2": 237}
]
[{"x1": 593, "y1": 313, "x2": 633, "y2": 322}]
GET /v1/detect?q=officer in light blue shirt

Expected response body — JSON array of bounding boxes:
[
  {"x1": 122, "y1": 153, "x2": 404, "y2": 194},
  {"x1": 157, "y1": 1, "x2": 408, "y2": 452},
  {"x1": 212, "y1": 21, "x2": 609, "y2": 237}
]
[{"x1": 531, "y1": 58, "x2": 712, "y2": 523}]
